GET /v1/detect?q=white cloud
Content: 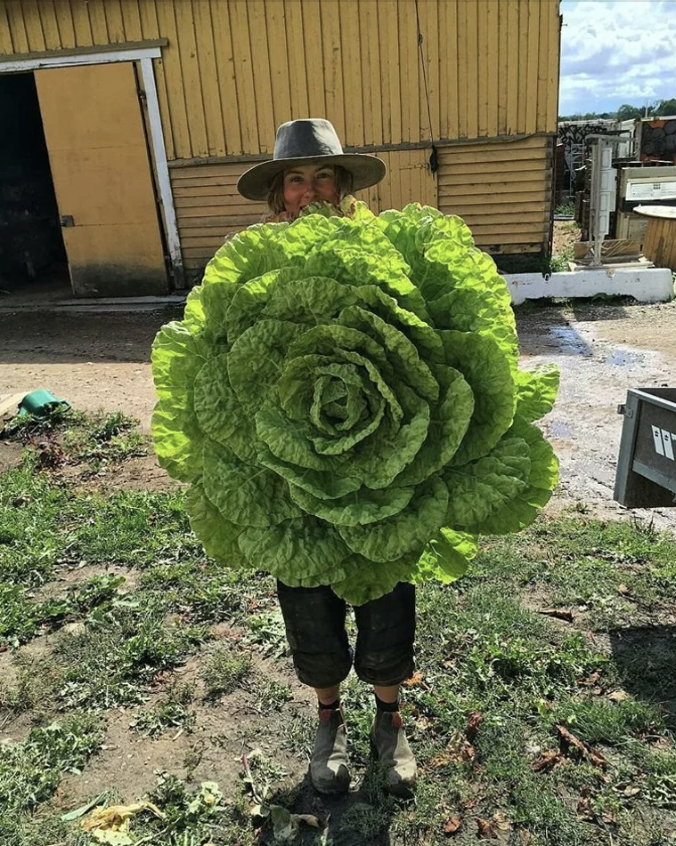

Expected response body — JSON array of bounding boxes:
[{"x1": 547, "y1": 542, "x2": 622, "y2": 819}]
[{"x1": 560, "y1": 0, "x2": 676, "y2": 115}]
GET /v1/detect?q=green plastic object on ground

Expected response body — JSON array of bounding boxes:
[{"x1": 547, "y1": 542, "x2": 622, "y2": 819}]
[{"x1": 18, "y1": 389, "x2": 70, "y2": 418}]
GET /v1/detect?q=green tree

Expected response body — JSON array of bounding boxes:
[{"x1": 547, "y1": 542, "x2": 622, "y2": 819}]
[
  {"x1": 616, "y1": 104, "x2": 642, "y2": 121},
  {"x1": 657, "y1": 98, "x2": 676, "y2": 116}
]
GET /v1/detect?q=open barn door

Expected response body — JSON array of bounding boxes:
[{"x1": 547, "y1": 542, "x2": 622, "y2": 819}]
[{"x1": 35, "y1": 62, "x2": 168, "y2": 297}]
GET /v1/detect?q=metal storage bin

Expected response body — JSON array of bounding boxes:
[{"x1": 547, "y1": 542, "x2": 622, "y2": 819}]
[{"x1": 614, "y1": 388, "x2": 676, "y2": 508}]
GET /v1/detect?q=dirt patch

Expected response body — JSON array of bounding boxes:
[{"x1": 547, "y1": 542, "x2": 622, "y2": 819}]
[
  {"x1": 55, "y1": 452, "x2": 181, "y2": 494},
  {"x1": 0, "y1": 440, "x2": 23, "y2": 474},
  {"x1": 55, "y1": 648, "x2": 316, "y2": 811}
]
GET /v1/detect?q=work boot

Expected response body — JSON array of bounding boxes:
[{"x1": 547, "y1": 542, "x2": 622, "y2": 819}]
[
  {"x1": 309, "y1": 706, "x2": 350, "y2": 794},
  {"x1": 370, "y1": 710, "x2": 417, "y2": 799}
]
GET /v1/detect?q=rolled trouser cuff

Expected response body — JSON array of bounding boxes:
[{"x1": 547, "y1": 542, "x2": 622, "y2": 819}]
[
  {"x1": 354, "y1": 649, "x2": 415, "y2": 687},
  {"x1": 291, "y1": 649, "x2": 353, "y2": 689}
]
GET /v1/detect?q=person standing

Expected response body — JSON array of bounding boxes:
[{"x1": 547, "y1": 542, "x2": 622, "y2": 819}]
[{"x1": 237, "y1": 119, "x2": 418, "y2": 799}]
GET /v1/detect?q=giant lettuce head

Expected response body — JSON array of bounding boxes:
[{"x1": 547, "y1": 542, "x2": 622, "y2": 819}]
[{"x1": 151, "y1": 204, "x2": 559, "y2": 605}]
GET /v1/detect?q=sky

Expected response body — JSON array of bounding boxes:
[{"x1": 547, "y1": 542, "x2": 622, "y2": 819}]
[{"x1": 559, "y1": 0, "x2": 676, "y2": 115}]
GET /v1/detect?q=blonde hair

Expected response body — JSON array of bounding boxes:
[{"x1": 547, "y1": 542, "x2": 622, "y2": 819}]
[{"x1": 267, "y1": 164, "x2": 353, "y2": 215}]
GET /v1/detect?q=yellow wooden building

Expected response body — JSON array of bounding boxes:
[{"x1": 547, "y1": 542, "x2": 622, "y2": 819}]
[{"x1": 0, "y1": 0, "x2": 561, "y2": 296}]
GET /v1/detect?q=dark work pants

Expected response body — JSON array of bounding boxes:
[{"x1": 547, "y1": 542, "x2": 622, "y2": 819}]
[{"x1": 276, "y1": 580, "x2": 416, "y2": 689}]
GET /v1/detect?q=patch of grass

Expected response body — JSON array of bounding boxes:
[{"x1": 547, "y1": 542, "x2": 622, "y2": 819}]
[
  {"x1": 3, "y1": 408, "x2": 147, "y2": 472},
  {"x1": 0, "y1": 653, "x2": 64, "y2": 717},
  {"x1": 550, "y1": 244, "x2": 575, "y2": 272},
  {"x1": 200, "y1": 646, "x2": 251, "y2": 700},
  {"x1": 338, "y1": 801, "x2": 389, "y2": 840},
  {"x1": 63, "y1": 410, "x2": 147, "y2": 470},
  {"x1": 0, "y1": 583, "x2": 70, "y2": 647},
  {"x1": 0, "y1": 454, "x2": 73, "y2": 585},
  {"x1": 0, "y1": 457, "x2": 205, "y2": 647},
  {"x1": 391, "y1": 563, "x2": 676, "y2": 845},
  {"x1": 257, "y1": 680, "x2": 293, "y2": 711},
  {"x1": 0, "y1": 574, "x2": 130, "y2": 649},
  {"x1": 0, "y1": 812, "x2": 89, "y2": 846},
  {"x1": 130, "y1": 701, "x2": 196, "y2": 738},
  {"x1": 62, "y1": 488, "x2": 199, "y2": 570},
  {"x1": 552, "y1": 697, "x2": 664, "y2": 746},
  {"x1": 54, "y1": 605, "x2": 208, "y2": 709},
  {"x1": 138, "y1": 560, "x2": 275, "y2": 635},
  {"x1": 0, "y1": 715, "x2": 104, "y2": 813},
  {"x1": 470, "y1": 516, "x2": 676, "y2": 627}
]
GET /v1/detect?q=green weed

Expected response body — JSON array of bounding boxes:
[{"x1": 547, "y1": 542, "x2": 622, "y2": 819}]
[
  {"x1": 200, "y1": 647, "x2": 251, "y2": 700},
  {"x1": 54, "y1": 605, "x2": 208, "y2": 709},
  {"x1": 257, "y1": 680, "x2": 293, "y2": 711},
  {"x1": 0, "y1": 715, "x2": 104, "y2": 813},
  {"x1": 130, "y1": 701, "x2": 196, "y2": 737}
]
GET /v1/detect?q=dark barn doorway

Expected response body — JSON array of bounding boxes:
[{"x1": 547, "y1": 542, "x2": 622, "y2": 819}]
[{"x1": 0, "y1": 72, "x2": 69, "y2": 298}]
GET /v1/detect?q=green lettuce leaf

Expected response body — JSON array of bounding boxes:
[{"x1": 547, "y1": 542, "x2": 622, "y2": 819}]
[
  {"x1": 150, "y1": 205, "x2": 559, "y2": 603},
  {"x1": 513, "y1": 365, "x2": 560, "y2": 422}
]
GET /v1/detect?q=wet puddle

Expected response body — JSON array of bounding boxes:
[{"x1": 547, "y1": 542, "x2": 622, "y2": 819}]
[
  {"x1": 605, "y1": 349, "x2": 644, "y2": 367},
  {"x1": 548, "y1": 420, "x2": 574, "y2": 439},
  {"x1": 547, "y1": 326, "x2": 593, "y2": 356}
]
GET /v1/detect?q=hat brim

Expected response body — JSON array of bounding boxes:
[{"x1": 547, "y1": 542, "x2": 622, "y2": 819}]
[{"x1": 237, "y1": 153, "x2": 387, "y2": 201}]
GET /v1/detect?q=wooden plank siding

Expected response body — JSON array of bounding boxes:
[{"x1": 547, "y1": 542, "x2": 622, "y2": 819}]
[
  {"x1": 172, "y1": 147, "x2": 437, "y2": 274},
  {"x1": 2, "y1": 0, "x2": 561, "y2": 267},
  {"x1": 1, "y1": 0, "x2": 561, "y2": 158},
  {"x1": 437, "y1": 136, "x2": 554, "y2": 254}
]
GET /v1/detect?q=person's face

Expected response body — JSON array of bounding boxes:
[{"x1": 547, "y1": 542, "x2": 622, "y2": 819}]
[{"x1": 282, "y1": 164, "x2": 339, "y2": 217}]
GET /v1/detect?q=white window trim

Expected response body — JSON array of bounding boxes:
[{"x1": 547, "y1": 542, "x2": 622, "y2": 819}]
[{"x1": 0, "y1": 46, "x2": 184, "y2": 288}]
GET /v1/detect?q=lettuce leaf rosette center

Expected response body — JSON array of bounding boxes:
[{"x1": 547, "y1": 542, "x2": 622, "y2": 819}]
[{"x1": 151, "y1": 204, "x2": 559, "y2": 604}]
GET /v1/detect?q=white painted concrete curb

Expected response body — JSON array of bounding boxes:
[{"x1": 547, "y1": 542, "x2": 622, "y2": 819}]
[{"x1": 503, "y1": 267, "x2": 675, "y2": 305}]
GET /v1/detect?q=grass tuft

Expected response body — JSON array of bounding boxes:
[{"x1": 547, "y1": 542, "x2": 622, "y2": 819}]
[{"x1": 200, "y1": 647, "x2": 252, "y2": 700}]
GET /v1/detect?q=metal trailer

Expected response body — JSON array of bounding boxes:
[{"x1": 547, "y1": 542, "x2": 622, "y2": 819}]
[{"x1": 614, "y1": 388, "x2": 676, "y2": 508}]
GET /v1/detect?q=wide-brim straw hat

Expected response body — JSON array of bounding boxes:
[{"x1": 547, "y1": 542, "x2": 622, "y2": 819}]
[{"x1": 237, "y1": 118, "x2": 387, "y2": 201}]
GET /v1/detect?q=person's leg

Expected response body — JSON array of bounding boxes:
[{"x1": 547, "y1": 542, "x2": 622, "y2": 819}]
[
  {"x1": 373, "y1": 684, "x2": 400, "y2": 704},
  {"x1": 276, "y1": 580, "x2": 352, "y2": 691},
  {"x1": 315, "y1": 684, "x2": 341, "y2": 707},
  {"x1": 353, "y1": 582, "x2": 417, "y2": 798},
  {"x1": 353, "y1": 581, "x2": 416, "y2": 690},
  {"x1": 276, "y1": 580, "x2": 351, "y2": 794}
]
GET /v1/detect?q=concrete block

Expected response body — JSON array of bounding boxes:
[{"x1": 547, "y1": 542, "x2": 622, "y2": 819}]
[{"x1": 503, "y1": 267, "x2": 675, "y2": 305}]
